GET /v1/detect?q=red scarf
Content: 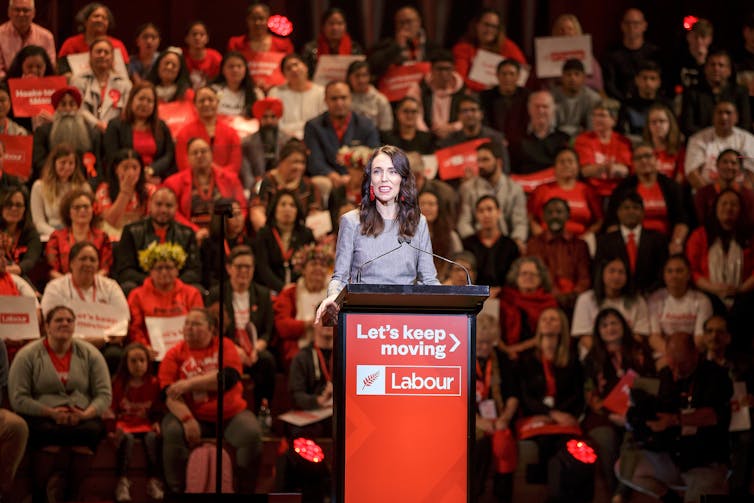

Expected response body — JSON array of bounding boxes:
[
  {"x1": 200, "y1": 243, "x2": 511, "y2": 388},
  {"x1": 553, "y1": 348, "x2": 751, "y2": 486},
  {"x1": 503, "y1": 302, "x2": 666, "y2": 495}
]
[
  {"x1": 316, "y1": 32, "x2": 353, "y2": 56},
  {"x1": 0, "y1": 272, "x2": 19, "y2": 295},
  {"x1": 499, "y1": 287, "x2": 558, "y2": 345},
  {"x1": 541, "y1": 356, "x2": 556, "y2": 399}
]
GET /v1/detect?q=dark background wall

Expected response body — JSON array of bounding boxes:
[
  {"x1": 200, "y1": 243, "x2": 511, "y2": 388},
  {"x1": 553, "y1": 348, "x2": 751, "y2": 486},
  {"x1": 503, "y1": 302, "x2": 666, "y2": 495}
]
[{"x1": 25, "y1": 0, "x2": 754, "y2": 65}]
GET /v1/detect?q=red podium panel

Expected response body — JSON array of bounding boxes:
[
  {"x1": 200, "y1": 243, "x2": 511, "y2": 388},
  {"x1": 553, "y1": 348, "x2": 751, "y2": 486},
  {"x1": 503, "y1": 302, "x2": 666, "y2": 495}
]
[{"x1": 333, "y1": 284, "x2": 487, "y2": 503}]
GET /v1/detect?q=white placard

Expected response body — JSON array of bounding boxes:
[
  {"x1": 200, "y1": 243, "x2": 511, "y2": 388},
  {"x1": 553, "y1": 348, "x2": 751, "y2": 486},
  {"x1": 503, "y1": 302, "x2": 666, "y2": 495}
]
[
  {"x1": 467, "y1": 50, "x2": 530, "y2": 88},
  {"x1": 278, "y1": 407, "x2": 333, "y2": 427},
  {"x1": 67, "y1": 50, "x2": 128, "y2": 78},
  {"x1": 68, "y1": 298, "x2": 129, "y2": 339},
  {"x1": 145, "y1": 315, "x2": 186, "y2": 361},
  {"x1": 730, "y1": 381, "x2": 752, "y2": 432},
  {"x1": 313, "y1": 54, "x2": 366, "y2": 86},
  {"x1": 534, "y1": 35, "x2": 593, "y2": 78},
  {"x1": 221, "y1": 115, "x2": 259, "y2": 139},
  {"x1": 0, "y1": 295, "x2": 40, "y2": 340},
  {"x1": 305, "y1": 210, "x2": 333, "y2": 239}
]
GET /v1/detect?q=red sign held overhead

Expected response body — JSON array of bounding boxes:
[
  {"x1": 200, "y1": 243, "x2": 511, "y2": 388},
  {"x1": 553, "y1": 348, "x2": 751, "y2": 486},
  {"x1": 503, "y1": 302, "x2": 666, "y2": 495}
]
[{"x1": 378, "y1": 62, "x2": 431, "y2": 102}]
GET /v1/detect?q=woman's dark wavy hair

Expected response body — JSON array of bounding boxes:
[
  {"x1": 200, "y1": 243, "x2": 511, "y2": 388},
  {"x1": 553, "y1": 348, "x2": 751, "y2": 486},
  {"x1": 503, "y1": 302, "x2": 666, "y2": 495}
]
[
  {"x1": 359, "y1": 145, "x2": 419, "y2": 238},
  {"x1": 212, "y1": 51, "x2": 257, "y2": 118},
  {"x1": 705, "y1": 187, "x2": 749, "y2": 251},
  {"x1": 0, "y1": 186, "x2": 33, "y2": 234},
  {"x1": 464, "y1": 7, "x2": 505, "y2": 45},
  {"x1": 146, "y1": 49, "x2": 192, "y2": 102},
  {"x1": 266, "y1": 188, "x2": 306, "y2": 229},
  {"x1": 75, "y1": 2, "x2": 115, "y2": 32},
  {"x1": 587, "y1": 307, "x2": 648, "y2": 382},
  {"x1": 112, "y1": 342, "x2": 154, "y2": 393},
  {"x1": 107, "y1": 149, "x2": 148, "y2": 208},
  {"x1": 593, "y1": 256, "x2": 633, "y2": 304},
  {"x1": 6, "y1": 45, "x2": 55, "y2": 79},
  {"x1": 122, "y1": 82, "x2": 163, "y2": 142}
]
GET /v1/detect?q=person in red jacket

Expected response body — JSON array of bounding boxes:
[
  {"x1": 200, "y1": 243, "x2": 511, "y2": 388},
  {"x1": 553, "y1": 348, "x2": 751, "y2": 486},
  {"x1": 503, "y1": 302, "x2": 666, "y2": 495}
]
[
  {"x1": 161, "y1": 137, "x2": 246, "y2": 241},
  {"x1": 127, "y1": 242, "x2": 203, "y2": 356},
  {"x1": 273, "y1": 241, "x2": 333, "y2": 369},
  {"x1": 174, "y1": 87, "x2": 242, "y2": 173}
]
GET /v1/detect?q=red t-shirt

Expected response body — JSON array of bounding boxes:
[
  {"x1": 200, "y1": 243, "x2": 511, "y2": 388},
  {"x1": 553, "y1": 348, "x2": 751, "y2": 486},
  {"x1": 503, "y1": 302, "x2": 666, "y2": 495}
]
[
  {"x1": 58, "y1": 34, "x2": 130, "y2": 63},
  {"x1": 655, "y1": 148, "x2": 685, "y2": 181},
  {"x1": 185, "y1": 48, "x2": 223, "y2": 88},
  {"x1": 132, "y1": 129, "x2": 157, "y2": 167},
  {"x1": 158, "y1": 337, "x2": 246, "y2": 422},
  {"x1": 574, "y1": 131, "x2": 633, "y2": 197},
  {"x1": 112, "y1": 375, "x2": 161, "y2": 432},
  {"x1": 43, "y1": 338, "x2": 72, "y2": 385},
  {"x1": 637, "y1": 181, "x2": 668, "y2": 235},
  {"x1": 529, "y1": 181, "x2": 603, "y2": 236}
]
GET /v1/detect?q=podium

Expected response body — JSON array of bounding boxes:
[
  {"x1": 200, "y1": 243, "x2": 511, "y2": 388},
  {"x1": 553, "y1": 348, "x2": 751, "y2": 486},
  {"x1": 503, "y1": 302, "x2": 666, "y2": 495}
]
[{"x1": 333, "y1": 284, "x2": 489, "y2": 503}]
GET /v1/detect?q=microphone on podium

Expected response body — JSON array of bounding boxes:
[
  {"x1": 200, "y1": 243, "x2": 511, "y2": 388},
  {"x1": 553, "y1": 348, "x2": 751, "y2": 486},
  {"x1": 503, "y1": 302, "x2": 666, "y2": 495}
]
[
  {"x1": 355, "y1": 242, "x2": 403, "y2": 283},
  {"x1": 398, "y1": 237, "x2": 473, "y2": 286}
]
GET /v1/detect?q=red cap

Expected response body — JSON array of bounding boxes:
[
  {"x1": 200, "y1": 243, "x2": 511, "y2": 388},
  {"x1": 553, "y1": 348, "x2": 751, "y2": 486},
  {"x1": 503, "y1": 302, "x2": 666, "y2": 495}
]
[
  {"x1": 251, "y1": 97, "x2": 284, "y2": 121},
  {"x1": 51, "y1": 87, "x2": 82, "y2": 109}
]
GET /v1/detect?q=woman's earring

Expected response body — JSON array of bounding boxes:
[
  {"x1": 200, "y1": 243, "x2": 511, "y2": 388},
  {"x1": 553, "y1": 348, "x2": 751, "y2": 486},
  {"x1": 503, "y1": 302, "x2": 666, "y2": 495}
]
[{"x1": 369, "y1": 186, "x2": 375, "y2": 201}]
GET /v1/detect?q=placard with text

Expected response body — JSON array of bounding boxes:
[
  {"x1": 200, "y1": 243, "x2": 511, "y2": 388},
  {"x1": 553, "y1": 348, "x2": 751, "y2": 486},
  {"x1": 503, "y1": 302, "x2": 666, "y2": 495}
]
[
  {"x1": 0, "y1": 134, "x2": 33, "y2": 180},
  {"x1": 246, "y1": 51, "x2": 286, "y2": 89},
  {"x1": 146, "y1": 315, "x2": 185, "y2": 361},
  {"x1": 7, "y1": 76, "x2": 67, "y2": 117},
  {"x1": 534, "y1": 35, "x2": 593, "y2": 78},
  {"x1": 0, "y1": 296, "x2": 39, "y2": 340},
  {"x1": 378, "y1": 62, "x2": 431, "y2": 102},
  {"x1": 342, "y1": 312, "x2": 469, "y2": 503}
]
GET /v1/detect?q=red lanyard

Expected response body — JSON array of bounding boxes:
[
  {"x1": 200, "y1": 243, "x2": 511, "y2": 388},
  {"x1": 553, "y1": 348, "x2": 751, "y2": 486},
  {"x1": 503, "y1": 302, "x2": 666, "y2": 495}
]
[
  {"x1": 71, "y1": 276, "x2": 96, "y2": 302},
  {"x1": 542, "y1": 356, "x2": 556, "y2": 398},
  {"x1": 272, "y1": 228, "x2": 294, "y2": 262},
  {"x1": 314, "y1": 345, "x2": 332, "y2": 383},
  {"x1": 476, "y1": 358, "x2": 492, "y2": 399}
]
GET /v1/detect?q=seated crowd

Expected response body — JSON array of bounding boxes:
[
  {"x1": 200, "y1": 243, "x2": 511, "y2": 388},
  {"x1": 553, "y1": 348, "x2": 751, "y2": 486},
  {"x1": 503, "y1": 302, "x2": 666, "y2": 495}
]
[{"x1": 1, "y1": 1, "x2": 754, "y2": 502}]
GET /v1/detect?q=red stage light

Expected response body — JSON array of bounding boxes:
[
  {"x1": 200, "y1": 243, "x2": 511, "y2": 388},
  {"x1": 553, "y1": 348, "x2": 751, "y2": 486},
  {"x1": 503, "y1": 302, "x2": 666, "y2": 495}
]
[
  {"x1": 293, "y1": 438, "x2": 324, "y2": 463},
  {"x1": 566, "y1": 439, "x2": 597, "y2": 464},
  {"x1": 268, "y1": 15, "x2": 293, "y2": 37},
  {"x1": 683, "y1": 15, "x2": 699, "y2": 31}
]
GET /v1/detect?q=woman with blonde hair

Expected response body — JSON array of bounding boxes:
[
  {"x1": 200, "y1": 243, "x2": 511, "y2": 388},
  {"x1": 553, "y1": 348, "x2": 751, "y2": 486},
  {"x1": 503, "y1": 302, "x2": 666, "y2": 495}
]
[
  {"x1": 549, "y1": 14, "x2": 603, "y2": 92},
  {"x1": 30, "y1": 143, "x2": 91, "y2": 241}
]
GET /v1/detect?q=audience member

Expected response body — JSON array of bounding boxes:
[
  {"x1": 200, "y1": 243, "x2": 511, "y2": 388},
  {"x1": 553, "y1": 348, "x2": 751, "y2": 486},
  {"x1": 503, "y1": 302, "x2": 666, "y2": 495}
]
[
  {"x1": 268, "y1": 53, "x2": 326, "y2": 139},
  {"x1": 596, "y1": 190, "x2": 668, "y2": 293},
  {"x1": 103, "y1": 82, "x2": 175, "y2": 182},
  {"x1": 507, "y1": 90, "x2": 570, "y2": 176},
  {"x1": 114, "y1": 187, "x2": 201, "y2": 295},
  {"x1": 0, "y1": 338, "x2": 28, "y2": 501},
  {"x1": 199, "y1": 198, "x2": 251, "y2": 290},
  {"x1": 379, "y1": 96, "x2": 434, "y2": 154},
  {"x1": 9, "y1": 305, "x2": 112, "y2": 503},
  {"x1": 46, "y1": 189, "x2": 111, "y2": 279},
  {"x1": 5, "y1": 43, "x2": 55, "y2": 83},
  {"x1": 552, "y1": 59, "x2": 601, "y2": 138},
  {"x1": 479, "y1": 59, "x2": 530, "y2": 143},
  {"x1": 410, "y1": 151, "x2": 458, "y2": 220},
  {"x1": 0, "y1": 139, "x2": 22, "y2": 191},
  {"x1": 0, "y1": 186, "x2": 41, "y2": 280},
  {"x1": 347, "y1": 60, "x2": 392, "y2": 131},
  {"x1": 303, "y1": 80, "x2": 380, "y2": 204},
  {"x1": 693, "y1": 149, "x2": 754, "y2": 231},
  {"x1": 0, "y1": 240, "x2": 40, "y2": 364},
  {"x1": 667, "y1": 18, "x2": 713, "y2": 94},
  {"x1": 94, "y1": 148, "x2": 156, "y2": 241},
  {"x1": 574, "y1": 99, "x2": 633, "y2": 198},
  {"x1": 0, "y1": 0, "x2": 55, "y2": 80},
  {"x1": 603, "y1": 8, "x2": 660, "y2": 101},
  {"x1": 183, "y1": 21, "x2": 222, "y2": 89},
  {"x1": 211, "y1": 51, "x2": 261, "y2": 118},
  {"x1": 253, "y1": 189, "x2": 315, "y2": 293},
  {"x1": 526, "y1": 198, "x2": 592, "y2": 313},
  {"x1": 617, "y1": 332, "x2": 731, "y2": 502},
  {"x1": 548, "y1": 14, "x2": 603, "y2": 91},
  {"x1": 70, "y1": 37, "x2": 132, "y2": 132},
  {"x1": 158, "y1": 307, "x2": 261, "y2": 494},
  {"x1": 681, "y1": 50, "x2": 752, "y2": 136},
  {"x1": 735, "y1": 14, "x2": 754, "y2": 113},
  {"x1": 404, "y1": 49, "x2": 465, "y2": 140},
  {"x1": 642, "y1": 103, "x2": 686, "y2": 182},
  {"x1": 444, "y1": 250, "x2": 477, "y2": 286},
  {"x1": 242, "y1": 97, "x2": 291, "y2": 189},
  {"x1": 457, "y1": 141, "x2": 526, "y2": 248},
  {"x1": 684, "y1": 100, "x2": 754, "y2": 189},
  {"x1": 273, "y1": 241, "x2": 332, "y2": 368},
  {"x1": 175, "y1": 86, "x2": 241, "y2": 173},
  {"x1": 439, "y1": 95, "x2": 508, "y2": 162},
  {"x1": 58, "y1": 3, "x2": 128, "y2": 72},
  {"x1": 301, "y1": 7, "x2": 363, "y2": 77},
  {"x1": 127, "y1": 22, "x2": 160, "y2": 84},
  {"x1": 30, "y1": 143, "x2": 90, "y2": 241},
  {"x1": 145, "y1": 46, "x2": 193, "y2": 104},
  {"x1": 0, "y1": 83, "x2": 29, "y2": 136},
  {"x1": 617, "y1": 60, "x2": 668, "y2": 140},
  {"x1": 452, "y1": 8, "x2": 526, "y2": 92},
  {"x1": 419, "y1": 189, "x2": 461, "y2": 279}
]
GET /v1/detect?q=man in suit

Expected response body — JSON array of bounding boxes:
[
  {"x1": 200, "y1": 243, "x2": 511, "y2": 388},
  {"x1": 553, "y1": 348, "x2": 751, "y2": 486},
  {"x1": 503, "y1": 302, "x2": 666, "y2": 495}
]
[
  {"x1": 303, "y1": 80, "x2": 380, "y2": 206},
  {"x1": 595, "y1": 190, "x2": 667, "y2": 293}
]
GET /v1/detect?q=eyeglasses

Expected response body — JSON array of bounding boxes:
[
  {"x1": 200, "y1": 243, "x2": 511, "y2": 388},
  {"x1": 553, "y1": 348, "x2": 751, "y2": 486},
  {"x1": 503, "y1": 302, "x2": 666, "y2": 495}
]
[
  {"x1": 71, "y1": 204, "x2": 92, "y2": 211},
  {"x1": 3, "y1": 202, "x2": 24, "y2": 209},
  {"x1": 152, "y1": 264, "x2": 177, "y2": 271},
  {"x1": 232, "y1": 263, "x2": 253, "y2": 270}
]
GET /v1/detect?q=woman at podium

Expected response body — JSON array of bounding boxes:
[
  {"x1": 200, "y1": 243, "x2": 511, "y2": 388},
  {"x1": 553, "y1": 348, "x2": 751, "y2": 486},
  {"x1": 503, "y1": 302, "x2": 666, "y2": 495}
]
[{"x1": 316, "y1": 145, "x2": 439, "y2": 323}]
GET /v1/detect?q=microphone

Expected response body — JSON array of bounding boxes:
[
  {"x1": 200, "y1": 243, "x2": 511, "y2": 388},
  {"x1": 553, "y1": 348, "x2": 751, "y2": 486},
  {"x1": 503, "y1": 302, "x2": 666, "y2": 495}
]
[
  {"x1": 355, "y1": 242, "x2": 403, "y2": 283},
  {"x1": 399, "y1": 237, "x2": 473, "y2": 286}
]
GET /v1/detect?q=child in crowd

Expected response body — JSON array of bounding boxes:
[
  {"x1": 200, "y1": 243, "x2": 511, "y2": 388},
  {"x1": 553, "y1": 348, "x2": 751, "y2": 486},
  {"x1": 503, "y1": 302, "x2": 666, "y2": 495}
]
[
  {"x1": 184, "y1": 21, "x2": 223, "y2": 89},
  {"x1": 552, "y1": 59, "x2": 601, "y2": 138},
  {"x1": 129, "y1": 23, "x2": 161, "y2": 85},
  {"x1": 110, "y1": 343, "x2": 164, "y2": 502}
]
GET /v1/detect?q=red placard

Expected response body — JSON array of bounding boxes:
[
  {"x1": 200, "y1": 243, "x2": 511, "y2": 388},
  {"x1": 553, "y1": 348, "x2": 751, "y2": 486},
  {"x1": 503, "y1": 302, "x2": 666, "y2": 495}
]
[
  {"x1": 515, "y1": 416, "x2": 582, "y2": 440},
  {"x1": 510, "y1": 167, "x2": 556, "y2": 194},
  {"x1": 601, "y1": 369, "x2": 637, "y2": 416},
  {"x1": 434, "y1": 138, "x2": 489, "y2": 180},
  {"x1": 378, "y1": 62, "x2": 431, "y2": 102},
  {"x1": 246, "y1": 51, "x2": 286, "y2": 90},
  {"x1": 158, "y1": 100, "x2": 198, "y2": 139},
  {"x1": 7, "y1": 76, "x2": 67, "y2": 117},
  {"x1": 343, "y1": 313, "x2": 469, "y2": 503},
  {"x1": 0, "y1": 134, "x2": 33, "y2": 180}
]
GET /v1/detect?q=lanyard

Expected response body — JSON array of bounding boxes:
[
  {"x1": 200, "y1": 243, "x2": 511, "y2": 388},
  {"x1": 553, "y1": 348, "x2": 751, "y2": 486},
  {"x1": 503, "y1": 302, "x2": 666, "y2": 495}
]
[
  {"x1": 70, "y1": 275, "x2": 96, "y2": 302},
  {"x1": 314, "y1": 345, "x2": 332, "y2": 383},
  {"x1": 476, "y1": 357, "x2": 492, "y2": 399}
]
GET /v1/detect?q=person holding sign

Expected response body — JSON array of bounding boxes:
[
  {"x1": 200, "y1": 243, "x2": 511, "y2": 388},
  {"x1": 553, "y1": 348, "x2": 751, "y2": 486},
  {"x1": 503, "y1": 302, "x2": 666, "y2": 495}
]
[
  {"x1": 69, "y1": 37, "x2": 132, "y2": 133},
  {"x1": 127, "y1": 242, "x2": 203, "y2": 358},
  {"x1": 301, "y1": 7, "x2": 363, "y2": 78},
  {"x1": 183, "y1": 22, "x2": 222, "y2": 90},
  {"x1": 0, "y1": 186, "x2": 41, "y2": 280},
  {"x1": 8, "y1": 305, "x2": 112, "y2": 503},
  {"x1": 315, "y1": 145, "x2": 439, "y2": 324},
  {"x1": 0, "y1": 238, "x2": 40, "y2": 362},
  {"x1": 0, "y1": 83, "x2": 29, "y2": 135},
  {"x1": 582, "y1": 308, "x2": 654, "y2": 502},
  {"x1": 452, "y1": 8, "x2": 527, "y2": 93},
  {"x1": 41, "y1": 241, "x2": 128, "y2": 374},
  {"x1": 159, "y1": 307, "x2": 262, "y2": 494}
]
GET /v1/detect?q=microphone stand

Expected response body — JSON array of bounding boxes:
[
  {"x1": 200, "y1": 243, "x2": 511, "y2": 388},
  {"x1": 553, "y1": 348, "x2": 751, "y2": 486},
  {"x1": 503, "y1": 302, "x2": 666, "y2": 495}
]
[{"x1": 214, "y1": 201, "x2": 234, "y2": 495}]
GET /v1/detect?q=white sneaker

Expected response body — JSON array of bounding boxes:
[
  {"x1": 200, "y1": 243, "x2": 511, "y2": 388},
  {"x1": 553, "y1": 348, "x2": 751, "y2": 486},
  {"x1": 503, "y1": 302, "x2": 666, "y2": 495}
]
[
  {"x1": 115, "y1": 477, "x2": 132, "y2": 502},
  {"x1": 146, "y1": 477, "x2": 165, "y2": 500}
]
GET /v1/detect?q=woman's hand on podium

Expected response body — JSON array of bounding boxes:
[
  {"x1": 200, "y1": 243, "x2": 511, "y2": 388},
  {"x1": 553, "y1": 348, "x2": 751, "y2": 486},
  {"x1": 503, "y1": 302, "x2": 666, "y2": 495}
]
[{"x1": 315, "y1": 294, "x2": 339, "y2": 326}]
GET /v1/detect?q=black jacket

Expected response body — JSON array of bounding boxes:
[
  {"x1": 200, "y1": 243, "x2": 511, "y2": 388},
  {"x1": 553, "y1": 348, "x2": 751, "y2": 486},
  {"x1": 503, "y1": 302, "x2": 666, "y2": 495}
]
[
  {"x1": 206, "y1": 282, "x2": 274, "y2": 344},
  {"x1": 252, "y1": 225, "x2": 314, "y2": 293},
  {"x1": 103, "y1": 118, "x2": 175, "y2": 180},
  {"x1": 31, "y1": 121, "x2": 103, "y2": 186},
  {"x1": 604, "y1": 174, "x2": 688, "y2": 232},
  {"x1": 515, "y1": 349, "x2": 585, "y2": 418},
  {"x1": 595, "y1": 227, "x2": 668, "y2": 294}
]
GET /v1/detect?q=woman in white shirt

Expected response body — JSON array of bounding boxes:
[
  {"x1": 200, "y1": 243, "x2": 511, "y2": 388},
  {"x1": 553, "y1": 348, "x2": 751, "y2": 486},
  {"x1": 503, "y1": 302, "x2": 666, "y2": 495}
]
[
  {"x1": 211, "y1": 51, "x2": 263, "y2": 117},
  {"x1": 268, "y1": 53, "x2": 325, "y2": 139}
]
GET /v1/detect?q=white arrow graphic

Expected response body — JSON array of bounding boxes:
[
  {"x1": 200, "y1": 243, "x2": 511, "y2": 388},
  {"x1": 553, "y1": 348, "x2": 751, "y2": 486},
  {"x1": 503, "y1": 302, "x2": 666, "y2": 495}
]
[{"x1": 449, "y1": 332, "x2": 460, "y2": 352}]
